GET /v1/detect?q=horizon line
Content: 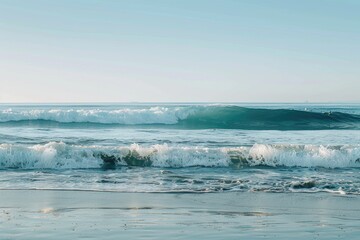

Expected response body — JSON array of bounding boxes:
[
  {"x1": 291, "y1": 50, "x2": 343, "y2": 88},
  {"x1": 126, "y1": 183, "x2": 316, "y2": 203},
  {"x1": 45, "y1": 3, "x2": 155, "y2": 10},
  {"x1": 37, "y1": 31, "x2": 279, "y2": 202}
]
[{"x1": 1, "y1": 101, "x2": 360, "y2": 105}]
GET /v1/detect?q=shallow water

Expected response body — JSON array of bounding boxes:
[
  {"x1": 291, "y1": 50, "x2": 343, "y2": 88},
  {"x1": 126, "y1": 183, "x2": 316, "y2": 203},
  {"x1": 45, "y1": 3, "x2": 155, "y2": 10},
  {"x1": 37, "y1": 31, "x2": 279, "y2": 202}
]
[{"x1": 1, "y1": 190, "x2": 359, "y2": 239}]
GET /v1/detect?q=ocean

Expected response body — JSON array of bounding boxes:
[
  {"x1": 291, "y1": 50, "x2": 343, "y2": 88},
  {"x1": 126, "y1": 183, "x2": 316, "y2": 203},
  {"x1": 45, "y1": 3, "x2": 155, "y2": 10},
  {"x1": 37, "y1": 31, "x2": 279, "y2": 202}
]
[
  {"x1": 1, "y1": 103, "x2": 360, "y2": 239},
  {"x1": 0, "y1": 103, "x2": 359, "y2": 194}
]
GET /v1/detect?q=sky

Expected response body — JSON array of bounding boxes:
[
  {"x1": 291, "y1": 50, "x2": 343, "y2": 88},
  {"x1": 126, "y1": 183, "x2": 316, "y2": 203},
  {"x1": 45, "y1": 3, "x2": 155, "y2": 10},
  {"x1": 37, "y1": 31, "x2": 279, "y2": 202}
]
[{"x1": 0, "y1": 0, "x2": 359, "y2": 103}]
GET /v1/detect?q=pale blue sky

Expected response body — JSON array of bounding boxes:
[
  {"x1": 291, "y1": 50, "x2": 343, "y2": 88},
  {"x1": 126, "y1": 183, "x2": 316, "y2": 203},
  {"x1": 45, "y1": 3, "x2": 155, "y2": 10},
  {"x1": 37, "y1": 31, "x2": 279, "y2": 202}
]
[{"x1": 0, "y1": 0, "x2": 359, "y2": 102}]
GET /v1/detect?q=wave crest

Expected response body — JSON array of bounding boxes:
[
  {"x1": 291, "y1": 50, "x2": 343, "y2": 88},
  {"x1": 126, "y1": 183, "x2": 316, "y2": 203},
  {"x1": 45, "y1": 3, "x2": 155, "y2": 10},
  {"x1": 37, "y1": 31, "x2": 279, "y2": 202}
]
[
  {"x1": 0, "y1": 107, "x2": 190, "y2": 124},
  {"x1": 0, "y1": 106, "x2": 359, "y2": 130}
]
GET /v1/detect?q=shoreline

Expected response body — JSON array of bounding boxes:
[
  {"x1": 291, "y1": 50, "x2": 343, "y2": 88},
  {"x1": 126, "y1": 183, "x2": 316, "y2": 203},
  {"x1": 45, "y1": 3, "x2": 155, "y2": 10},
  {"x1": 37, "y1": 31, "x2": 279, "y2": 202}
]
[{"x1": 1, "y1": 190, "x2": 359, "y2": 239}]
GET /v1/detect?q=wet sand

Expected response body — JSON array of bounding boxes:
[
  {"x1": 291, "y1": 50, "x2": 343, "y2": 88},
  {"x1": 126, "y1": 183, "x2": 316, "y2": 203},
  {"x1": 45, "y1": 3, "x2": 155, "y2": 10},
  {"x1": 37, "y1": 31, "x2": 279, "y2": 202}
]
[{"x1": 0, "y1": 190, "x2": 359, "y2": 239}]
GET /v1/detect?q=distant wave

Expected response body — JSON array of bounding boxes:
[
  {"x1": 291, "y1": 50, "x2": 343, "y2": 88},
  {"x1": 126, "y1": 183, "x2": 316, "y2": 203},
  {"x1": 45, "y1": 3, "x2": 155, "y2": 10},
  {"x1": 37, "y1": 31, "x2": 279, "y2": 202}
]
[
  {"x1": 1, "y1": 106, "x2": 360, "y2": 130},
  {"x1": 0, "y1": 142, "x2": 359, "y2": 169},
  {"x1": 0, "y1": 107, "x2": 189, "y2": 124},
  {"x1": 177, "y1": 106, "x2": 360, "y2": 130}
]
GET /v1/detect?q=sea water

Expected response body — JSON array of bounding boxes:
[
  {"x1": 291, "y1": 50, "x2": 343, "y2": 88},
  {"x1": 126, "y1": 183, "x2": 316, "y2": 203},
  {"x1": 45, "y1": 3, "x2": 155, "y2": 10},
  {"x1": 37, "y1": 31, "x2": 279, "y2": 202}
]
[{"x1": 0, "y1": 103, "x2": 359, "y2": 194}]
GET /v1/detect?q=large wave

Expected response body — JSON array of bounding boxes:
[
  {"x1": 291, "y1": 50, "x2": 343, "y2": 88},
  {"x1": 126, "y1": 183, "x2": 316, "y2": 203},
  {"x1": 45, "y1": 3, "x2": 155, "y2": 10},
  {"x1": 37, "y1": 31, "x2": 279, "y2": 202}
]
[
  {"x1": 0, "y1": 106, "x2": 359, "y2": 130},
  {"x1": 0, "y1": 142, "x2": 359, "y2": 169},
  {"x1": 0, "y1": 107, "x2": 189, "y2": 125}
]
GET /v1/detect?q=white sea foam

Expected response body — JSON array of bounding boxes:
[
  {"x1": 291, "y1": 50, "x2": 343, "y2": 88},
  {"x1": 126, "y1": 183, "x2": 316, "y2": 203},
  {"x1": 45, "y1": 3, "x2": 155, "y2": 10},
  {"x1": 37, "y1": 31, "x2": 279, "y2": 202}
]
[
  {"x1": 242, "y1": 144, "x2": 360, "y2": 168},
  {"x1": 0, "y1": 142, "x2": 359, "y2": 169},
  {"x1": 0, "y1": 107, "x2": 192, "y2": 124},
  {"x1": 0, "y1": 142, "x2": 102, "y2": 169}
]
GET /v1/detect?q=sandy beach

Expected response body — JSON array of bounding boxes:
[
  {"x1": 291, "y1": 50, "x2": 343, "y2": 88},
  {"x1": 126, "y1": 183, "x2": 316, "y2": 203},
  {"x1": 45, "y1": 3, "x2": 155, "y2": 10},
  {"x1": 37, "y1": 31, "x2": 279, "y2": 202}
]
[{"x1": 1, "y1": 190, "x2": 359, "y2": 239}]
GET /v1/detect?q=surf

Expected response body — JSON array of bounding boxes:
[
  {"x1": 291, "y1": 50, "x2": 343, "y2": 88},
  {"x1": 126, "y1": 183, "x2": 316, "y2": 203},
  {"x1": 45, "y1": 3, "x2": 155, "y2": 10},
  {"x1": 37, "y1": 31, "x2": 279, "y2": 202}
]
[
  {"x1": 0, "y1": 106, "x2": 359, "y2": 130},
  {"x1": 1, "y1": 142, "x2": 359, "y2": 169}
]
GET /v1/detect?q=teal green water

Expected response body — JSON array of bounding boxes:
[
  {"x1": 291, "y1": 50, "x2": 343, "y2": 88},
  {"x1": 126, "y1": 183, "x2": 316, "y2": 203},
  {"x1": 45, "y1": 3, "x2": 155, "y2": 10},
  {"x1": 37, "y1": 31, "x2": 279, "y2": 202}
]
[{"x1": 0, "y1": 103, "x2": 359, "y2": 194}]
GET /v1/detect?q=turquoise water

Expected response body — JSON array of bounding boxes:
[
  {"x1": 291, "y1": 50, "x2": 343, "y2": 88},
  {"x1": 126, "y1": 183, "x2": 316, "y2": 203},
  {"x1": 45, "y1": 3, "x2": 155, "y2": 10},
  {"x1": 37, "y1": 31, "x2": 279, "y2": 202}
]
[{"x1": 0, "y1": 103, "x2": 359, "y2": 194}]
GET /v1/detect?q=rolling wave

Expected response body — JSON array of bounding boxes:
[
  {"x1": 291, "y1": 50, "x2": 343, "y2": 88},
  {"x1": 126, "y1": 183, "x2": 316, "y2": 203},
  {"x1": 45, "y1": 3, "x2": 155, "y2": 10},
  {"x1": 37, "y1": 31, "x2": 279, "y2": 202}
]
[
  {"x1": 0, "y1": 142, "x2": 359, "y2": 169},
  {"x1": 1, "y1": 106, "x2": 359, "y2": 130}
]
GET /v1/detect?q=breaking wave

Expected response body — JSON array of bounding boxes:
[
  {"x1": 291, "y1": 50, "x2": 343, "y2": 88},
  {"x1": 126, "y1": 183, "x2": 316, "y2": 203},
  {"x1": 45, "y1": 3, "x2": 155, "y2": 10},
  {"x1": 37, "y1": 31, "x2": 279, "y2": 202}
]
[
  {"x1": 0, "y1": 142, "x2": 359, "y2": 169},
  {"x1": 0, "y1": 107, "x2": 189, "y2": 125},
  {"x1": 0, "y1": 106, "x2": 359, "y2": 130}
]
